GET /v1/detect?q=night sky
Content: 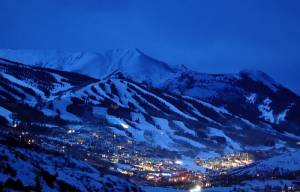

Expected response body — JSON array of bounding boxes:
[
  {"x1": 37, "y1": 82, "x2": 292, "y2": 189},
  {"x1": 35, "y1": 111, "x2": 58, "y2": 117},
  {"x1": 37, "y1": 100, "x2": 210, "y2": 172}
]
[{"x1": 0, "y1": 0, "x2": 299, "y2": 94}]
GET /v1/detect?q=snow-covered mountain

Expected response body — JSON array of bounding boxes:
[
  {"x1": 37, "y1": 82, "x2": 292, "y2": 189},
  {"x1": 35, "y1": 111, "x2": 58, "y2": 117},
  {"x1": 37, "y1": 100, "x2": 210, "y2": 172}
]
[
  {"x1": 1, "y1": 57, "x2": 299, "y2": 156},
  {"x1": 0, "y1": 49, "x2": 292, "y2": 93},
  {"x1": 0, "y1": 49, "x2": 299, "y2": 130},
  {"x1": 0, "y1": 49, "x2": 300, "y2": 191}
]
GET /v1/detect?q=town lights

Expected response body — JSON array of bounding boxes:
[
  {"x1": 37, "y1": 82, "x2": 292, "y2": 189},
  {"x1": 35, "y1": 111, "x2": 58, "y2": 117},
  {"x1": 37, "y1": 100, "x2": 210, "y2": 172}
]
[
  {"x1": 189, "y1": 185, "x2": 202, "y2": 192},
  {"x1": 175, "y1": 160, "x2": 183, "y2": 165},
  {"x1": 67, "y1": 129, "x2": 75, "y2": 134}
]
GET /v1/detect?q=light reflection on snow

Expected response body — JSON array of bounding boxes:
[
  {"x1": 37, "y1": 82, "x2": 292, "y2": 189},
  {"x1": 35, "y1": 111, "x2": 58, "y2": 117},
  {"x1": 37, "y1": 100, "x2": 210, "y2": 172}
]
[
  {"x1": 189, "y1": 185, "x2": 201, "y2": 192},
  {"x1": 120, "y1": 122, "x2": 129, "y2": 129},
  {"x1": 175, "y1": 160, "x2": 183, "y2": 165}
]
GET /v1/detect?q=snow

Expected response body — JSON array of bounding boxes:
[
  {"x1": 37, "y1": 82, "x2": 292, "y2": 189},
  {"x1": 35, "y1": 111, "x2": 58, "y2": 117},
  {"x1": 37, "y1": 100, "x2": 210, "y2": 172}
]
[
  {"x1": 202, "y1": 179, "x2": 294, "y2": 192},
  {"x1": 143, "y1": 186, "x2": 186, "y2": 192},
  {"x1": 283, "y1": 132, "x2": 300, "y2": 140},
  {"x1": 183, "y1": 101, "x2": 216, "y2": 123},
  {"x1": 258, "y1": 98, "x2": 294, "y2": 125},
  {"x1": 258, "y1": 97, "x2": 275, "y2": 123},
  {"x1": 0, "y1": 87, "x2": 22, "y2": 101},
  {"x1": 276, "y1": 104, "x2": 293, "y2": 124},
  {"x1": 208, "y1": 127, "x2": 241, "y2": 151},
  {"x1": 128, "y1": 113, "x2": 204, "y2": 151},
  {"x1": 0, "y1": 49, "x2": 105, "y2": 77},
  {"x1": 133, "y1": 92, "x2": 160, "y2": 112},
  {"x1": 275, "y1": 140, "x2": 286, "y2": 149},
  {"x1": 173, "y1": 135, "x2": 206, "y2": 149},
  {"x1": 234, "y1": 150, "x2": 300, "y2": 176},
  {"x1": 245, "y1": 93, "x2": 256, "y2": 104},
  {"x1": 0, "y1": 49, "x2": 182, "y2": 87},
  {"x1": 276, "y1": 109, "x2": 288, "y2": 124},
  {"x1": 0, "y1": 143, "x2": 138, "y2": 192},
  {"x1": 110, "y1": 127, "x2": 128, "y2": 137},
  {"x1": 0, "y1": 106, "x2": 12, "y2": 123},
  {"x1": 153, "y1": 117, "x2": 205, "y2": 149},
  {"x1": 173, "y1": 121, "x2": 196, "y2": 136},
  {"x1": 41, "y1": 108, "x2": 57, "y2": 117},
  {"x1": 1, "y1": 72, "x2": 45, "y2": 98},
  {"x1": 196, "y1": 151, "x2": 220, "y2": 160},
  {"x1": 106, "y1": 115, "x2": 130, "y2": 129},
  {"x1": 183, "y1": 96, "x2": 231, "y2": 115},
  {"x1": 131, "y1": 112, "x2": 144, "y2": 122},
  {"x1": 178, "y1": 157, "x2": 205, "y2": 172},
  {"x1": 52, "y1": 98, "x2": 81, "y2": 122},
  {"x1": 128, "y1": 82, "x2": 197, "y2": 120},
  {"x1": 51, "y1": 73, "x2": 72, "y2": 93},
  {"x1": 149, "y1": 117, "x2": 176, "y2": 150}
]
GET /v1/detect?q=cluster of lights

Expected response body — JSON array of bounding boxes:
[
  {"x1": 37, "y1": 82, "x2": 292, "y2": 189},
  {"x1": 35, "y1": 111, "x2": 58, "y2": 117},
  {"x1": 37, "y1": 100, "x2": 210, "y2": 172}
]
[
  {"x1": 27, "y1": 139, "x2": 35, "y2": 145},
  {"x1": 117, "y1": 168, "x2": 134, "y2": 176},
  {"x1": 196, "y1": 152, "x2": 253, "y2": 171},
  {"x1": 67, "y1": 129, "x2": 75, "y2": 134},
  {"x1": 8, "y1": 120, "x2": 261, "y2": 191},
  {"x1": 175, "y1": 160, "x2": 183, "y2": 165}
]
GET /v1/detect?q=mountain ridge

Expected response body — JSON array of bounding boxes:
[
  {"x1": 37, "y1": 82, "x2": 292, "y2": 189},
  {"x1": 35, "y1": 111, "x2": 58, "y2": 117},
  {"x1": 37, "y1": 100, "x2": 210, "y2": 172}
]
[{"x1": 0, "y1": 48, "x2": 294, "y2": 95}]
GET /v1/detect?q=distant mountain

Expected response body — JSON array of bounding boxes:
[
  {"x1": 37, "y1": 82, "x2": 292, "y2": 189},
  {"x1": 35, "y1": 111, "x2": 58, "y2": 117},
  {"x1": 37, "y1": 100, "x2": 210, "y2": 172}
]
[{"x1": 0, "y1": 49, "x2": 185, "y2": 87}]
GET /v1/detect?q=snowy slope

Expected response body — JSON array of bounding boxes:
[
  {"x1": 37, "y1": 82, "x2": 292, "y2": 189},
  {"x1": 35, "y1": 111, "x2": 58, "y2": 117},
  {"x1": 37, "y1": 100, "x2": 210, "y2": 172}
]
[{"x1": 230, "y1": 150, "x2": 300, "y2": 176}]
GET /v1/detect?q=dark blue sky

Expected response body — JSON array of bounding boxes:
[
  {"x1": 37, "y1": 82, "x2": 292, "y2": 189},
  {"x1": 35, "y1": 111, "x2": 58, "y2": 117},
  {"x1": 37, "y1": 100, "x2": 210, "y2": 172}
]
[{"x1": 0, "y1": 0, "x2": 299, "y2": 94}]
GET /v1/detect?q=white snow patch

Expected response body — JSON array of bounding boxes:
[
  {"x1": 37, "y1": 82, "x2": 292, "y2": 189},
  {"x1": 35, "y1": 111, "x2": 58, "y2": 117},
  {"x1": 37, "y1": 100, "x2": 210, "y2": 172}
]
[
  {"x1": 0, "y1": 106, "x2": 12, "y2": 123},
  {"x1": 245, "y1": 93, "x2": 256, "y2": 104},
  {"x1": 178, "y1": 157, "x2": 205, "y2": 172},
  {"x1": 1, "y1": 72, "x2": 45, "y2": 98},
  {"x1": 258, "y1": 97, "x2": 275, "y2": 123},
  {"x1": 53, "y1": 98, "x2": 81, "y2": 122},
  {"x1": 208, "y1": 127, "x2": 241, "y2": 151},
  {"x1": 106, "y1": 115, "x2": 129, "y2": 129},
  {"x1": 173, "y1": 121, "x2": 196, "y2": 136},
  {"x1": 41, "y1": 108, "x2": 57, "y2": 117},
  {"x1": 128, "y1": 82, "x2": 197, "y2": 120}
]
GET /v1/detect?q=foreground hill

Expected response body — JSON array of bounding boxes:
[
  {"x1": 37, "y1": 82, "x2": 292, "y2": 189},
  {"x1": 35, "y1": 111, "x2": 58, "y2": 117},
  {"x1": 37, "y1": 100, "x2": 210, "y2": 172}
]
[{"x1": 0, "y1": 136, "x2": 140, "y2": 192}]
